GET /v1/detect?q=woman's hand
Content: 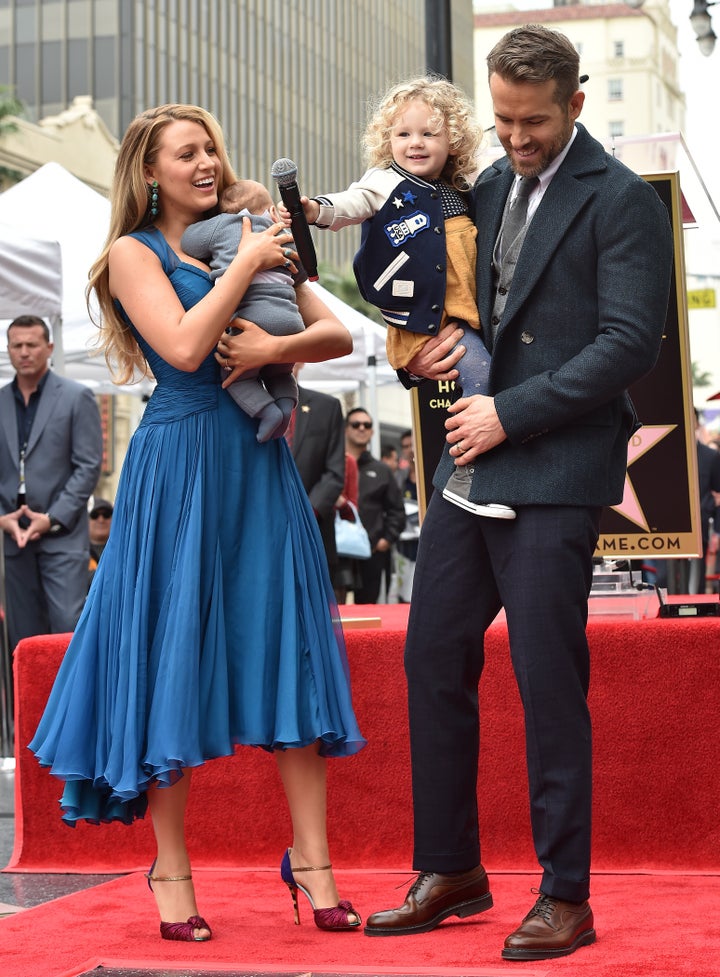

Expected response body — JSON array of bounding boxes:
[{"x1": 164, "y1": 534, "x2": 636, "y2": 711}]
[
  {"x1": 232, "y1": 217, "x2": 297, "y2": 274},
  {"x1": 215, "y1": 281, "x2": 353, "y2": 383},
  {"x1": 216, "y1": 318, "x2": 280, "y2": 383},
  {"x1": 405, "y1": 322, "x2": 465, "y2": 381}
]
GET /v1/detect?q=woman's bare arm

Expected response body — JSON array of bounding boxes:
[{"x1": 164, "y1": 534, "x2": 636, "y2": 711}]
[{"x1": 109, "y1": 218, "x2": 294, "y2": 371}]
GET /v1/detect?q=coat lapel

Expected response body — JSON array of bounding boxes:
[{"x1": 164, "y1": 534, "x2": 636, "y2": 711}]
[
  {"x1": 476, "y1": 126, "x2": 608, "y2": 344},
  {"x1": 25, "y1": 371, "x2": 62, "y2": 456},
  {"x1": 0, "y1": 384, "x2": 18, "y2": 462},
  {"x1": 476, "y1": 164, "x2": 514, "y2": 331}
]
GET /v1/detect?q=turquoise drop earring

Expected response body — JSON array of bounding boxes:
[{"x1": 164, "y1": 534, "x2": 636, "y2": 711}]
[{"x1": 149, "y1": 180, "x2": 159, "y2": 217}]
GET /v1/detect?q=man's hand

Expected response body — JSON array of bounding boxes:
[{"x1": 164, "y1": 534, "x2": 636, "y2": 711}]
[
  {"x1": 0, "y1": 509, "x2": 27, "y2": 546},
  {"x1": 0, "y1": 506, "x2": 51, "y2": 548},
  {"x1": 19, "y1": 507, "x2": 53, "y2": 544},
  {"x1": 374, "y1": 538, "x2": 391, "y2": 553},
  {"x1": 405, "y1": 322, "x2": 465, "y2": 382},
  {"x1": 445, "y1": 394, "x2": 507, "y2": 464}
]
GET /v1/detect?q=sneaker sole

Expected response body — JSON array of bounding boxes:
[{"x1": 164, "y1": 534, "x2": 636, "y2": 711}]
[{"x1": 442, "y1": 490, "x2": 517, "y2": 519}]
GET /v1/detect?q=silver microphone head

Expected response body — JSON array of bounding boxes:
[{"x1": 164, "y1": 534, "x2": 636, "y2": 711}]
[{"x1": 271, "y1": 157, "x2": 298, "y2": 188}]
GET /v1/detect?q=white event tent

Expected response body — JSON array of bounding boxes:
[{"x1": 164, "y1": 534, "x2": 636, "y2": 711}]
[
  {"x1": 0, "y1": 162, "x2": 393, "y2": 399},
  {"x1": 0, "y1": 162, "x2": 112, "y2": 386},
  {"x1": 0, "y1": 223, "x2": 63, "y2": 323}
]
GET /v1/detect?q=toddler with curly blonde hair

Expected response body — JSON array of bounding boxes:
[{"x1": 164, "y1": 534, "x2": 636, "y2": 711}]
[{"x1": 283, "y1": 76, "x2": 514, "y2": 519}]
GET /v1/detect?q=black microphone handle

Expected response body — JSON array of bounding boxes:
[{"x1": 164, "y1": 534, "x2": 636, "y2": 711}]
[
  {"x1": 289, "y1": 210, "x2": 319, "y2": 282},
  {"x1": 278, "y1": 182, "x2": 319, "y2": 282}
]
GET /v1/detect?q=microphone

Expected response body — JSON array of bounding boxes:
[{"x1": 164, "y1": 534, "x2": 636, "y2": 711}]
[{"x1": 271, "y1": 157, "x2": 319, "y2": 282}]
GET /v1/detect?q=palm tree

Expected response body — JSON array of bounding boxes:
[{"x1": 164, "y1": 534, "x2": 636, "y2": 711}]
[{"x1": 0, "y1": 86, "x2": 25, "y2": 186}]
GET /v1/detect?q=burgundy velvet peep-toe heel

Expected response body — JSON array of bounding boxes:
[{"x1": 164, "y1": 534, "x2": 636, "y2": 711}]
[
  {"x1": 280, "y1": 847, "x2": 361, "y2": 931},
  {"x1": 146, "y1": 860, "x2": 212, "y2": 942}
]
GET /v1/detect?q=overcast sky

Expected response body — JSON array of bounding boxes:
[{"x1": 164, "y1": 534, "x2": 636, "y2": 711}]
[{"x1": 668, "y1": 0, "x2": 719, "y2": 207}]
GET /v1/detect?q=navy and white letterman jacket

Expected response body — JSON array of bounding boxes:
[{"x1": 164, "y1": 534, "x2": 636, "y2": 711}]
[{"x1": 313, "y1": 163, "x2": 470, "y2": 338}]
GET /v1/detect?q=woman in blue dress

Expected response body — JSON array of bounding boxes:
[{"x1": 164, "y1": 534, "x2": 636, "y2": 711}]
[{"x1": 29, "y1": 104, "x2": 365, "y2": 942}]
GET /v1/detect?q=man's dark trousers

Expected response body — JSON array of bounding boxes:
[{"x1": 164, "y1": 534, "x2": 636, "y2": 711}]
[{"x1": 405, "y1": 492, "x2": 601, "y2": 904}]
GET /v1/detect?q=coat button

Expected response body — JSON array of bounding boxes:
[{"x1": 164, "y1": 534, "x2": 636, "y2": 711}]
[
  {"x1": 433, "y1": 226, "x2": 442, "y2": 234},
  {"x1": 428, "y1": 323, "x2": 438, "y2": 333},
  {"x1": 430, "y1": 191, "x2": 439, "y2": 199},
  {"x1": 435, "y1": 264, "x2": 444, "y2": 272},
  {"x1": 491, "y1": 315, "x2": 500, "y2": 325},
  {"x1": 498, "y1": 286, "x2": 507, "y2": 296},
  {"x1": 521, "y1": 331, "x2": 534, "y2": 344},
  {"x1": 431, "y1": 304, "x2": 441, "y2": 312}
]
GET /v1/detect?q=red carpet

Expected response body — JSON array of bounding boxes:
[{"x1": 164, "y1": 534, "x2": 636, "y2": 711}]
[
  {"x1": 7, "y1": 606, "x2": 720, "y2": 874},
  {"x1": 1, "y1": 868, "x2": 719, "y2": 977}
]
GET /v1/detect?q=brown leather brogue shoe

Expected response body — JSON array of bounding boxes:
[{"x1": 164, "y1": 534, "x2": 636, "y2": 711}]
[
  {"x1": 501, "y1": 892, "x2": 596, "y2": 960},
  {"x1": 364, "y1": 866, "x2": 492, "y2": 936}
]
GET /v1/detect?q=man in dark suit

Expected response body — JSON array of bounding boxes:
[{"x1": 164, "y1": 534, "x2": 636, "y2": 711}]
[
  {"x1": 287, "y1": 369, "x2": 345, "y2": 587},
  {"x1": 0, "y1": 315, "x2": 102, "y2": 654},
  {"x1": 364, "y1": 26, "x2": 674, "y2": 960},
  {"x1": 345, "y1": 407, "x2": 406, "y2": 603}
]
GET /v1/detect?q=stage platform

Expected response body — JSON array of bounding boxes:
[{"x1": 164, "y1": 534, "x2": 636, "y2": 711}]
[{"x1": 6, "y1": 604, "x2": 720, "y2": 874}]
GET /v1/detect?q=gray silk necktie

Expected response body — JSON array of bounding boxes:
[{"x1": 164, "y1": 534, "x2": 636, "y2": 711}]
[{"x1": 500, "y1": 176, "x2": 539, "y2": 260}]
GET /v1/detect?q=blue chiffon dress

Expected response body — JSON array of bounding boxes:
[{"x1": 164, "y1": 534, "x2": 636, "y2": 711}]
[{"x1": 29, "y1": 227, "x2": 365, "y2": 826}]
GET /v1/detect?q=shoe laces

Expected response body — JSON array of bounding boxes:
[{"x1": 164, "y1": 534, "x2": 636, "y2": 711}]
[
  {"x1": 403, "y1": 871, "x2": 434, "y2": 896},
  {"x1": 528, "y1": 890, "x2": 557, "y2": 922}
]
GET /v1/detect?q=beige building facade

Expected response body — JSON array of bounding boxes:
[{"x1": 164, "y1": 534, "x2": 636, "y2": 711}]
[
  {"x1": 473, "y1": 1, "x2": 685, "y2": 146},
  {"x1": 0, "y1": 0, "x2": 476, "y2": 269}
]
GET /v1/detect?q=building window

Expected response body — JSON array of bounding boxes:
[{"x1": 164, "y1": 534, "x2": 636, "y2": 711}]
[
  {"x1": 613, "y1": 40, "x2": 624, "y2": 58},
  {"x1": 608, "y1": 79, "x2": 623, "y2": 101},
  {"x1": 41, "y1": 40, "x2": 61, "y2": 103},
  {"x1": 609, "y1": 121, "x2": 625, "y2": 139}
]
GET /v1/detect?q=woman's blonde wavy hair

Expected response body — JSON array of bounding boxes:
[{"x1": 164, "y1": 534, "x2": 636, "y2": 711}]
[
  {"x1": 87, "y1": 104, "x2": 237, "y2": 385},
  {"x1": 362, "y1": 75, "x2": 484, "y2": 190}
]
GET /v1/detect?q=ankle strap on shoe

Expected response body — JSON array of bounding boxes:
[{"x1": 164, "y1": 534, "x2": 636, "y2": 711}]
[
  {"x1": 291, "y1": 863, "x2": 332, "y2": 873},
  {"x1": 146, "y1": 872, "x2": 193, "y2": 882}
]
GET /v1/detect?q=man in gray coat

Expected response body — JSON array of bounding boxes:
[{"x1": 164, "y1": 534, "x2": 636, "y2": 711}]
[
  {"x1": 364, "y1": 25, "x2": 674, "y2": 960},
  {"x1": 0, "y1": 315, "x2": 102, "y2": 654}
]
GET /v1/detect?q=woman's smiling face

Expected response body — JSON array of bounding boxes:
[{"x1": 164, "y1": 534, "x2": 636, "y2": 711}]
[{"x1": 144, "y1": 119, "x2": 222, "y2": 218}]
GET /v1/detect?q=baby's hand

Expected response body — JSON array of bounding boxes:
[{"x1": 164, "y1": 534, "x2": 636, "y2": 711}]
[{"x1": 276, "y1": 202, "x2": 293, "y2": 226}]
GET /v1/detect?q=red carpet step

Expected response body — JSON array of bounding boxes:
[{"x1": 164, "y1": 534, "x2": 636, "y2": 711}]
[
  {"x1": 1, "y1": 869, "x2": 719, "y2": 977},
  {"x1": 7, "y1": 606, "x2": 720, "y2": 874}
]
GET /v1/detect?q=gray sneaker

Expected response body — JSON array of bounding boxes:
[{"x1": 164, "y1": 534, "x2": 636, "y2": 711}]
[{"x1": 442, "y1": 465, "x2": 516, "y2": 519}]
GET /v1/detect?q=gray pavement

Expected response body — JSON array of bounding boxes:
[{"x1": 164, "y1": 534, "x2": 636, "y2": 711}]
[{"x1": 0, "y1": 759, "x2": 111, "y2": 914}]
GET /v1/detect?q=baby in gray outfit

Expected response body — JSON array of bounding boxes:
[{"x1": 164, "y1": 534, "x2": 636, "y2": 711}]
[{"x1": 182, "y1": 180, "x2": 305, "y2": 442}]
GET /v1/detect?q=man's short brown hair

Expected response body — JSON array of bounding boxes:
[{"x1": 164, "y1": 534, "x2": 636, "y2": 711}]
[
  {"x1": 8, "y1": 315, "x2": 51, "y2": 342},
  {"x1": 487, "y1": 24, "x2": 581, "y2": 107}
]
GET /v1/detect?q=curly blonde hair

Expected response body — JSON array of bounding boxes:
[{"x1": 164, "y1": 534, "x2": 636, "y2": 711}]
[
  {"x1": 87, "y1": 104, "x2": 237, "y2": 385},
  {"x1": 362, "y1": 75, "x2": 483, "y2": 190}
]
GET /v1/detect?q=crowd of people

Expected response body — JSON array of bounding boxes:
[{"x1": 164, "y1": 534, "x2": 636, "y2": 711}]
[{"x1": 2, "y1": 20, "x2": 708, "y2": 963}]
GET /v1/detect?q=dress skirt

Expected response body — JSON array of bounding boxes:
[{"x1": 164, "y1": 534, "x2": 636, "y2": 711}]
[{"x1": 29, "y1": 230, "x2": 365, "y2": 826}]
